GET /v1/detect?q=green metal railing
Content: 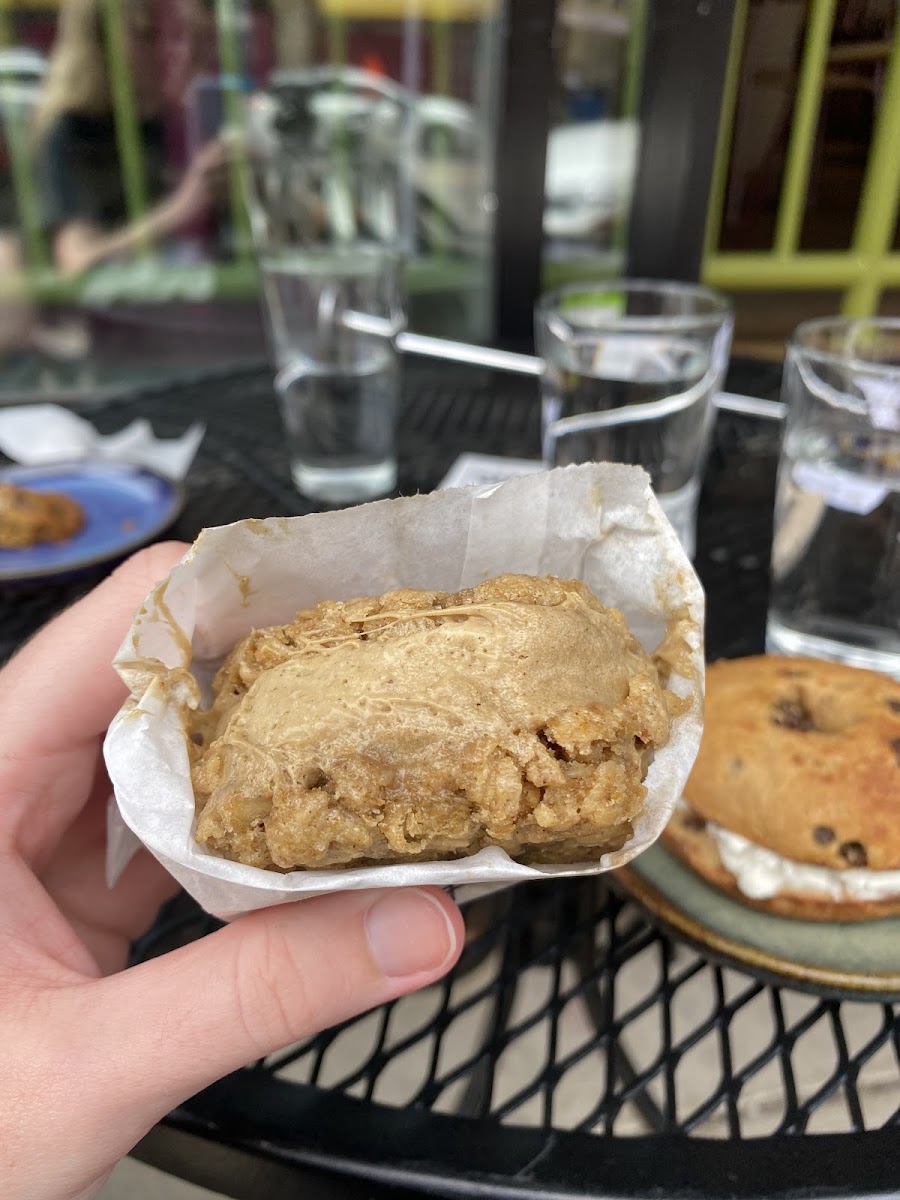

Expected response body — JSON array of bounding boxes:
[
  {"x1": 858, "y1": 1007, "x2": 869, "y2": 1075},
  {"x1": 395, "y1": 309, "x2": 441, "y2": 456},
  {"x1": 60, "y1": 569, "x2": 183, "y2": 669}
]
[
  {"x1": 214, "y1": 0, "x2": 253, "y2": 260},
  {"x1": 0, "y1": 8, "x2": 46, "y2": 273},
  {"x1": 703, "y1": 3, "x2": 900, "y2": 317},
  {"x1": 100, "y1": 0, "x2": 151, "y2": 254}
]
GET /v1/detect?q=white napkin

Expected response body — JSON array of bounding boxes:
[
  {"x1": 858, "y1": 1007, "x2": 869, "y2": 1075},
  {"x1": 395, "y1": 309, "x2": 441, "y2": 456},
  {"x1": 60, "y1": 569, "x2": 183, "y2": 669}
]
[{"x1": 0, "y1": 404, "x2": 204, "y2": 480}]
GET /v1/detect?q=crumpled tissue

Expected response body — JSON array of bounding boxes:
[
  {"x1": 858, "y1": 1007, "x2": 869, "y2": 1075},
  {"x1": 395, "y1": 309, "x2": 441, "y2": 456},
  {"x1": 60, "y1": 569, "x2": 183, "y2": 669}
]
[{"x1": 0, "y1": 403, "x2": 204, "y2": 480}]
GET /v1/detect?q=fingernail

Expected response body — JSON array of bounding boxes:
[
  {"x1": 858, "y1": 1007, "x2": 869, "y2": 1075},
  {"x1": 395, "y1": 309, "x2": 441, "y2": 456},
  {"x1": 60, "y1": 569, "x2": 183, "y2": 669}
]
[{"x1": 365, "y1": 888, "x2": 458, "y2": 979}]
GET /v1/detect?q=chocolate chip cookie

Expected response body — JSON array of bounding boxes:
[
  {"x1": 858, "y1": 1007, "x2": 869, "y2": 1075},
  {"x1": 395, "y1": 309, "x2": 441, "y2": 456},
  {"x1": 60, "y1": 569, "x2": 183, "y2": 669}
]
[{"x1": 0, "y1": 483, "x2": 84, "y2": 548}]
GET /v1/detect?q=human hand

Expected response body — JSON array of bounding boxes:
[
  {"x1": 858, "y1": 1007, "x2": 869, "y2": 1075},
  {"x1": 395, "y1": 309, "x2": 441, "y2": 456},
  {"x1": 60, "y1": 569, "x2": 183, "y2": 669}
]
[{"x1": 0, "y1": 543, "x2": 463, "y2": 1200}]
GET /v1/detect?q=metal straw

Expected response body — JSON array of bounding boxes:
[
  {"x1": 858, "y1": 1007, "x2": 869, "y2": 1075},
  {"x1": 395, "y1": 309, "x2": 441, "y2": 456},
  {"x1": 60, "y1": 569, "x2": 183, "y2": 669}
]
[{"x1": 341, "y1": 309, "x2": 786, "y2": 419}]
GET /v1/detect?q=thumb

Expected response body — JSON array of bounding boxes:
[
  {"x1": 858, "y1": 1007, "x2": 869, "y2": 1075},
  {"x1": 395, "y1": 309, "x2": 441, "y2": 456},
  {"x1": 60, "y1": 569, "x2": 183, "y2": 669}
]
[{"x1": 83, "y1": 886, "x2": 462, "y2": 1127}]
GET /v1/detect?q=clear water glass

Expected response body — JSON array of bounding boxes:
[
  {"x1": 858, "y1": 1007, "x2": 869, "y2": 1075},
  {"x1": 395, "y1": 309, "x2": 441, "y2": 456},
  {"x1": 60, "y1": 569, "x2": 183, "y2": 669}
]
[
  {"x1": 536, "y1": 280, "x2": 733, "y2": 557},
  {"x1": 767, "y1": 318, "x2": 900, "y2": 675},
  {"x1": 245, "y1": 71, "x2": 408, "y2": 504},
  {"x1": 262, "y1": 246, "x2": 403, "y2": 503}
]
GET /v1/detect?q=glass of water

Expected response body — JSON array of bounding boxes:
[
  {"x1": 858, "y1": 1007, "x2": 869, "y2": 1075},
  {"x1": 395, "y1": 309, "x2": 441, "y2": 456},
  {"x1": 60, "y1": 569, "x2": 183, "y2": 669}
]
[
  {"x1": 245, "y1": 71, "x2": 408, "y2": 504},
  {"x1": 535, "y1": 281, "x2": 733, "y2": 557},
  {"x1": 767, "y1": 318, "x2": 900, "y2": 675},
  {"x1": 266, "y1": 247, "x2": 402, "y2": 503}
]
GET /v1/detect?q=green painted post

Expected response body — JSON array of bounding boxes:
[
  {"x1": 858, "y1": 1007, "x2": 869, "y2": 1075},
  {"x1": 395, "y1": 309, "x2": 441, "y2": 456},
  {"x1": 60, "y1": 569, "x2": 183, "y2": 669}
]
[
  {"x1": 1, "y1": 102, "x2": 47, "y2": 269},
  {"x1": 773, "y1": 0, "x2": 837, "y2": 257},
  {"x1": 612, "y1": 0, "x2": 649, "y2": 253},
  {"x1": 428, "y1": 18, "x2": 454, "y2": 257},
  {"x1": 620, "y1": 0, "x2": 647, "y2": 121},
  {"x1": 842, "y1": 22, "x2": 900, "y2": 317},
  {"x1": 431, "y1": 18, "x2": 452, "y2": 95},
  {"x1": 702, "y1": 0, "x2": 747, "y2": 260},
  {"x1": 327, "y1": 15, "x2": 347, "y2": 64},
  {"x1": 704, "y1": 251, "x2": 900, "y2": 290},
  {"x1": 100, "y1": 0, "x2": 150, "y2": 252},
  {"x1": 0, "y1": 7, "x2": 47, "y2": 268},
  {"x1": 214, "y1": 0, "x2": 253, "y2": 261}
]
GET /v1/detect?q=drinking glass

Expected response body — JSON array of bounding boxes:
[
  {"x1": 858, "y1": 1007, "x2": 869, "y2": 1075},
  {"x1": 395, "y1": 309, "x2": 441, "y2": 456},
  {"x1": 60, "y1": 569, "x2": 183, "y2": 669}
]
[
  {"x1": 535, "y1": 280, "x2": 733, "y2": 556},
  {"x1": 767, "y1": 318, "x2": 900, "y2": 675},
  {"x1": 245, "y1": 70, "x2": 408, "y2": 503}
]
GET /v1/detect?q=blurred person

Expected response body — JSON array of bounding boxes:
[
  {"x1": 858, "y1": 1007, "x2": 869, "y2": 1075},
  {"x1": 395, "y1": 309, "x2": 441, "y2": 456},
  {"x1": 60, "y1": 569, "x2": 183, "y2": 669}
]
[
  {"x1": 0, "y1": 541, "x2": 464, "y2": 1199},
  {"x1": 0, "y1": 0, "x2": 230, "y2": 359},
  {"x1": 31, "y1": 0, "x2": 228, "y2": 278}
]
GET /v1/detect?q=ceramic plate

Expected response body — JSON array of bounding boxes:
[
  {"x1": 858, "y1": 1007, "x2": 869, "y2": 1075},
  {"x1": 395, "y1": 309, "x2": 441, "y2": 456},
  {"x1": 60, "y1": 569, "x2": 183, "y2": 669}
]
[
  {"x1": 0, "y1": 461, "x2": 184, "y2": 584},
  {"x1": 616, "y1": 844, "x2": 900, "y2": 1000}
]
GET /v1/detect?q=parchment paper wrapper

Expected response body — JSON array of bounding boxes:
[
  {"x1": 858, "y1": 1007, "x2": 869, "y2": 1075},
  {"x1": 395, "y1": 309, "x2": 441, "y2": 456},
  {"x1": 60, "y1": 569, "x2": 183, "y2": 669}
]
[{"x1": 104, "y1": 464, "x2": 704, "y2": 919}]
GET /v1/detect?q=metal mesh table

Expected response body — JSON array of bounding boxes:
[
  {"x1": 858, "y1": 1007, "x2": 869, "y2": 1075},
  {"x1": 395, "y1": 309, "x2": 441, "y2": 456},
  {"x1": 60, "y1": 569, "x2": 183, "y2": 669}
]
[{"x1": 2, "y1": 360, "x2": 898, "y2": 1199}]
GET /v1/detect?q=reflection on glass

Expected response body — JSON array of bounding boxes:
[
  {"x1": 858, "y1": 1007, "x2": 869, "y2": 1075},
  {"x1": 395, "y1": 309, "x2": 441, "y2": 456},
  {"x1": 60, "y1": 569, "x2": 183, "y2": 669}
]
[
  {"x1": 281, "y1": 1, "x2": 500, "y2": 341},
  {"x1": 542, "y1": 0, "x2": 644, "y2": 288},
  {"x1": 0, "y1": 0, "x2": 502, "y2": 400},
  {"x1": 0, "y1": 0, "x2": 250, "y2": 397},
  {"x1": 31, "y1": 0, "x2": 225, "y2": 278}
]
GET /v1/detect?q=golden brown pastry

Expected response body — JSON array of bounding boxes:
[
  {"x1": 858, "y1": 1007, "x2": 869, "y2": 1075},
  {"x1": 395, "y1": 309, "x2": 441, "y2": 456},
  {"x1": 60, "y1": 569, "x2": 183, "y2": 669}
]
[
  {"x1": 0, "y1": 482, "x2": 84, "y2": 548},
  {"x1": 664, "y1": 655, "x2": 900, "y2": 921},
  {"x1": 189, "y1": 574, "x2": 675, "y2": 871}
]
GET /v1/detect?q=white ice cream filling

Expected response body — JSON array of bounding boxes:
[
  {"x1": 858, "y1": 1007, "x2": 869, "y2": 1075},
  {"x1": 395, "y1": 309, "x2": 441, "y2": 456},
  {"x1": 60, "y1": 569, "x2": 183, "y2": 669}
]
[{"x1": 678, "y1": 804, "x2": 900, "y2": 903}]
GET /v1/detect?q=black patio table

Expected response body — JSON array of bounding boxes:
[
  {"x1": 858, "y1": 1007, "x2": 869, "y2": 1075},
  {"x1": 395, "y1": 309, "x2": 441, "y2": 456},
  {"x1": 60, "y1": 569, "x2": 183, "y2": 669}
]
[{"x1": 1, "y1": 357, "x2": 897, "y2": 1200}]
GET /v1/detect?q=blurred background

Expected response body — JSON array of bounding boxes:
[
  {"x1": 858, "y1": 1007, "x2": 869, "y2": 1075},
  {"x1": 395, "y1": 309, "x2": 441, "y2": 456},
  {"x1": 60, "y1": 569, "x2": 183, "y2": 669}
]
[{"x1": 0, "y1": 0, "x2": 895, "y2": 402}]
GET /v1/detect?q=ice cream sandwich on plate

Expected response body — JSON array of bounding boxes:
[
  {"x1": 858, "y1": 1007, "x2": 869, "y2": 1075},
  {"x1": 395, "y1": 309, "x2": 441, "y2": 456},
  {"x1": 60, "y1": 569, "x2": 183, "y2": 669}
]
[{"x1": 664, "y1": 655, "x2": 900, "y2": 922}]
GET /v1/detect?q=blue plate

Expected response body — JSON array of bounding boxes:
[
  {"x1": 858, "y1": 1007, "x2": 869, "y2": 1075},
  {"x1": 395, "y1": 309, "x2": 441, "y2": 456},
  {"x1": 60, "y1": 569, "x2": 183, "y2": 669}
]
[{"x1": 0, "y1": 461, "x2": 185, "y2": 584}]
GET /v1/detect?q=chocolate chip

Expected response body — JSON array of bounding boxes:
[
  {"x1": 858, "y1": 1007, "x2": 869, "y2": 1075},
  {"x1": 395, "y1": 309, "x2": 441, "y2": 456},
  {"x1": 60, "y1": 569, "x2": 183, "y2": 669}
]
[
  {"x1": 887, "y1": 699, "x2": 900, "y2": 713},
  {"x1": 683, "y1": 810, "x2": 707, "y2": 832},
  {"x1": 891, "y1": 737, "x2": 900, "y2": 765},
  {"x1": 771, "y1": 698, "x2": 816, "y2": 732},
  {"x1": 812, "y1": 825, "x2": 835, "y2": 845},
  {"x1": 189, "y1": 731, "x2": 204, "y2": 746},
  {"x1": 730, "y1": 756, "x2": 744, "y2": 771},
  {"x1": 839, "y1": 841, "x2": 867, "y2": 867}
]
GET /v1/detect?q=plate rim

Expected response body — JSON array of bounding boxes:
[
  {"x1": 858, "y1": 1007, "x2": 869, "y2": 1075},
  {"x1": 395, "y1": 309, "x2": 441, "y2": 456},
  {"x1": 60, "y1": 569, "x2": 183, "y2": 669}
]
[
  {"x1": 615, "y1": 853, "x2": 900, "y2": 999},
  {"x1": 0, "y1": 460, "x2": 185, "y2": 582}
]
